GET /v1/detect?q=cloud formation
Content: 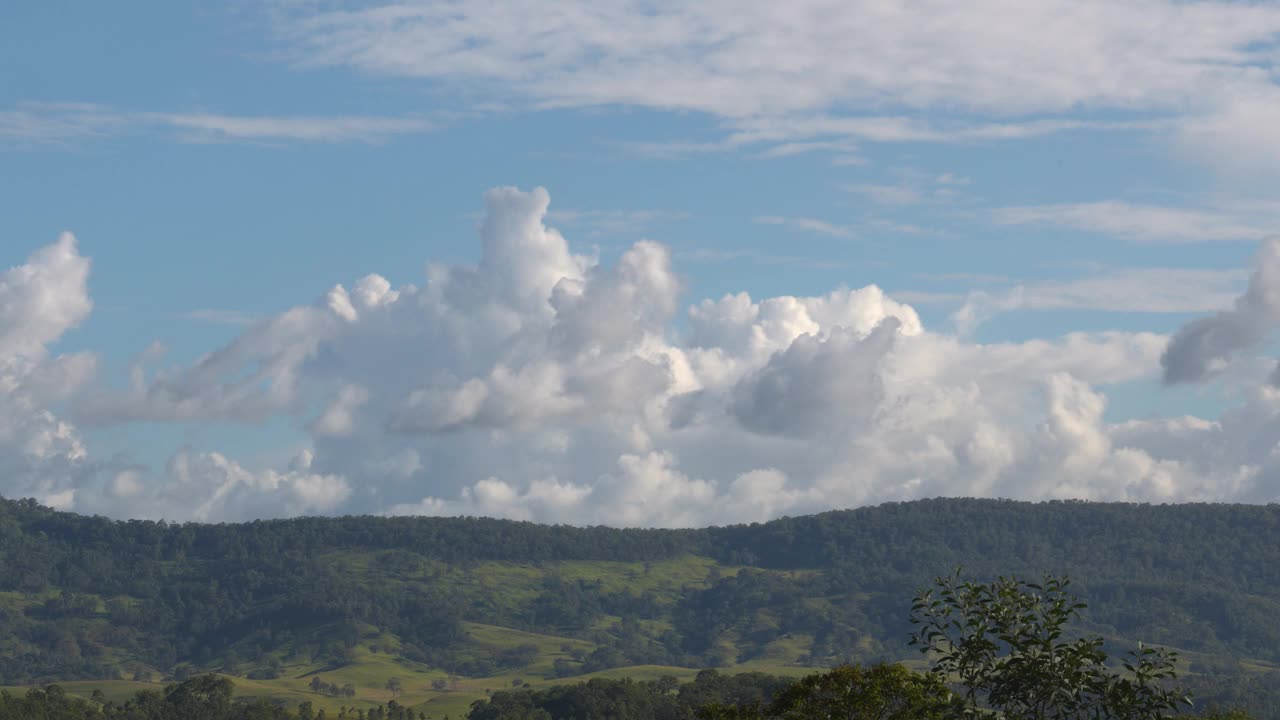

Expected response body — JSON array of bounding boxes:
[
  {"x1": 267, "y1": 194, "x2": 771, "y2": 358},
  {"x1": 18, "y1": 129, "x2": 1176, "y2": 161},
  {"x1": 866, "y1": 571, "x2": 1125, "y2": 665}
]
[
  {"x1": 274, "y1": 0, "x2": 1280, "y2": 165},
  {"x1": 8, "y1": 189, "x2": 1280, "y2": 525},
  {"x1": 0, "y1": 234, "x2": 96, "y2": 509},
  {"x1": 1162, "y1": 238, "x2": 1280, "y2": 384}
]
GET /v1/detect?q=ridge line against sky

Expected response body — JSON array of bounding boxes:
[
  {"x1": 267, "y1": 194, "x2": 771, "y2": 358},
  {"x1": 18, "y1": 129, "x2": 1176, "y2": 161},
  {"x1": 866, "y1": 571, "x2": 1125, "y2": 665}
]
[{"x1": 2, "y1": 1, "x2": 1280, "y2": 525}]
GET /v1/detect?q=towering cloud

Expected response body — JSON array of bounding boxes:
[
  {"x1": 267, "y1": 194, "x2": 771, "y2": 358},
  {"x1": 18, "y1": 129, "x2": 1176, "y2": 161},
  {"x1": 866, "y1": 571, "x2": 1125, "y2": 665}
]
[
  {"x1": 7, "y1": 190, "x2": 1280, "y2": 524},
  {"x1": 0, "y1": 234, "x2": 96, "y2": 509}
]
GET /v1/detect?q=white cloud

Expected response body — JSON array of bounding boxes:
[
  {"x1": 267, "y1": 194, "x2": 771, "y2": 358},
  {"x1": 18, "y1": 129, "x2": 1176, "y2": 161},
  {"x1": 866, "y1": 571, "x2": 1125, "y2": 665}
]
[
  {"x1": 1174, "y1": 85, "x2": 1280, "y2": 178},
  {"x1": 1, "y1": 233, "x2": 94, "y2": 357},
  {"x1": 0, "y1": 233, "x2": 96, "y2": 509},
  {"x1": 157, "y1": 448, "x2": 351, "y2": 522},
  {"x1": 278, "y1": 1, "x2": 1280, "y2": 116},
  {"x1": 109, "y1": 469, "x2": 144, "y2": 499},
  {"x1": 75, "y1": 304, "x2": 337, "y2": 424},
  {"x1": 17, "y1": 189, "x2": 1280, "y2": 524},
  {"x1": 309, "y1": 384, "x2": 370, "y2": 437}
]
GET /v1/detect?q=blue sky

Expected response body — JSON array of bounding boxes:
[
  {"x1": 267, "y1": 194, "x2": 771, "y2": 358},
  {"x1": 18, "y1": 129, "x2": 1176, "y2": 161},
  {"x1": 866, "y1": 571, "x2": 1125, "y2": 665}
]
[{"x1": 3, "y1": 1, "x2": 1280, "y2": 525}]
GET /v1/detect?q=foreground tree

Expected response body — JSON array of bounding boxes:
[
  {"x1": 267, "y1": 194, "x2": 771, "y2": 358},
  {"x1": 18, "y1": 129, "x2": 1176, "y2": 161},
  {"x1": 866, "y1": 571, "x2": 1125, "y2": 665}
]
[{"x1": 910, "y1": 571, "x2": 1191, "y2": 719}]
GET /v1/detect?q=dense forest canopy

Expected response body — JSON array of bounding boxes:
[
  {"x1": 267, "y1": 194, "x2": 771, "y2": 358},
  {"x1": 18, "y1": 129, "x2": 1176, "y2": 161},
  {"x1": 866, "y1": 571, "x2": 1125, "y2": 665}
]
[{"x1": 2, "y1": 496, "x2": 1280, "y2": 716}]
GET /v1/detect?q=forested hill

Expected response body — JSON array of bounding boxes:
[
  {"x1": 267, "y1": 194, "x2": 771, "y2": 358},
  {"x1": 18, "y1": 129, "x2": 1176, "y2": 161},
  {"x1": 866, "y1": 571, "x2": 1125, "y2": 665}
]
[
  {"x1": 3, "y1": 496, "x2": 1280, "y2": 713},
  {"x1": 8, "y1": 495, "x2": 1279, "y2": 580}
]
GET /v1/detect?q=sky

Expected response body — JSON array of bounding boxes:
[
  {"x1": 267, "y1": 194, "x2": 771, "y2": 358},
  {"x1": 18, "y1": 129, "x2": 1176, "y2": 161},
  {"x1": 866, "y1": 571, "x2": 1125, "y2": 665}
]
[{"x1": 3, "y1": 1, "x2": 1280, "y2": 526}]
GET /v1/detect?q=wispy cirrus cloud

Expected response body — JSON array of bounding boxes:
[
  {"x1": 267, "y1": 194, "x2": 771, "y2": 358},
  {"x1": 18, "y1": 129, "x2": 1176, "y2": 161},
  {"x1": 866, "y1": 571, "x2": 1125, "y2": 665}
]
[
  {"x1": 274, "y1": 1, "x2": 1280, "y2": 115},
  {"x1": 0, "y1": 102, "x2": 132, "y2": 145},
  {"x1": 842, "y1": 184, "x2": 925, "y2": 207},
  {"x1": 143, "y1": 112, "x2": 435, "y2": 143},
  {"x1": 896, "y1": 266, "x2": 1248, "y2": 335},
  {"x1": 0, "y1": 101, "x2": 436, "y2": 147},
  {"x1": 753, "y1": 215, "x2": 856, "y2": 238},
  {"x1": 754, "y1": 139, "x2": 862, "y2": 160},
  {"x1": 842, "y1": 169, "x2": 972, "y2": 207},
  {"x1": 994, "y1": 202, "x2": 1274, "y2": 243},
  {"x1": 619, "y1": 116, "x2": 1158, "y2": 159},
  {"x1": 269, "y1": 0, "x2": 1280, "y2": 168},
  {"x1": 728, "y1": 115, "x2": 1167, "y2": 146}
]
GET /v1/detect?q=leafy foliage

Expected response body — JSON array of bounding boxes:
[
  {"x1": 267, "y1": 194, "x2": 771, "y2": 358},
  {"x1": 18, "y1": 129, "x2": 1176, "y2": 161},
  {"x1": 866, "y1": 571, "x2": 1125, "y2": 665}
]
[{"x1": 910, "y1": 572, "x2": 1189, "y2": 719}]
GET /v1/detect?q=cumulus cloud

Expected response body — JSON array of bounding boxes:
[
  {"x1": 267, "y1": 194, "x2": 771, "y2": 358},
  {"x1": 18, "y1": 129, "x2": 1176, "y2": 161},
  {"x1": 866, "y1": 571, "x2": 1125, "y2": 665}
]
[
  {"x1": 158, "y1": 448, "x2": 351, "y2": 522},
  {"x1": 75, "y1": 304, "x2": 336, "y2": 424},
  {"x1": 14, "y1": 190, "x2": 1280, "y2": 524},
  {"x1": 1162, "y1": 238, "x2": 1280, "y2": 384},
  {"x1": 0, "y1": 234, "x2": 97, "y2": 509}
]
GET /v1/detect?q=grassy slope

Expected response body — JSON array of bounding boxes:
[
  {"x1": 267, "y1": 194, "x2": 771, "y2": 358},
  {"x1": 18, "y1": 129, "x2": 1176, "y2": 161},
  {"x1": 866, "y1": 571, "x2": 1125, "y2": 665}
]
[
  {"x1": 0, "y1": 556, "x2": 787, "y2": 717},
  {"x1": 2, "y1": 633, "x2": 806, "y2": 718}
]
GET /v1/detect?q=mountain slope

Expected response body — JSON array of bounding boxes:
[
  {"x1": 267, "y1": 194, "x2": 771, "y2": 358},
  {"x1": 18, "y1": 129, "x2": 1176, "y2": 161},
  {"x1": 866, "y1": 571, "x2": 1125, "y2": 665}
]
[{"x1": 2, "y1": 496, "x2": 1279, "y2": 714}]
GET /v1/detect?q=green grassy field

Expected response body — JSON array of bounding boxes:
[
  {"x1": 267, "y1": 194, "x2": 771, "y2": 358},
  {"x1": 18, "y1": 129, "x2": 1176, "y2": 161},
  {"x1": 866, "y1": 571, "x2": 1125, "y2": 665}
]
[
  {"x1": 11, "y1": 618, "x2": 1273, "y2": 719},
  {"x1": 2, "y1": 656, "x2": 808, "y2": 718}
]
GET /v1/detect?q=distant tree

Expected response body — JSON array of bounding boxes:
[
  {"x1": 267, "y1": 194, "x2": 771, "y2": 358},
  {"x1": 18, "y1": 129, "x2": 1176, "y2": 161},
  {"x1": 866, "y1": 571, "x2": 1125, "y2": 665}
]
[
  {"x1": 386, "y1": 677, "x2": 402, "y2": 698},
  {"x1": 163, "y1": 673, "x2": 235, "y2": 720},
  {"x1": 769, "y1": 663, "x2": 955, "y2": 719},
  {"x1": 696, "y1": 664, "x2": 954, "y2": 720},
  {"x1": 656, "y1": 675, "x2": 680, "y2": 694}
]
